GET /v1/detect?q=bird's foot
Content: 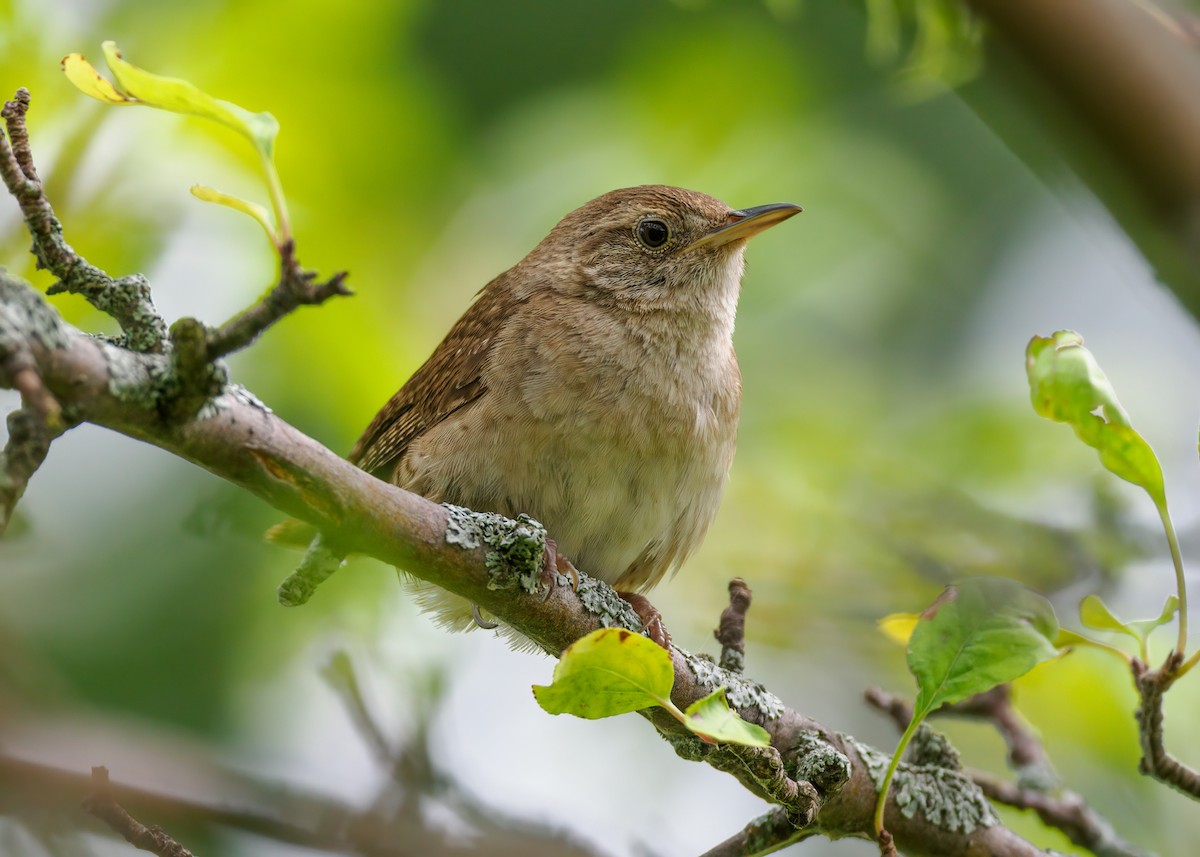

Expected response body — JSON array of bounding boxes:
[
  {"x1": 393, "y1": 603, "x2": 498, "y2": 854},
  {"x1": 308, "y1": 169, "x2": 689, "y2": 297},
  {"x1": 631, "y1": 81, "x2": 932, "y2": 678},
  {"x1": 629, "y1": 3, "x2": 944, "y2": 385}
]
[
  {"x1": 541, "y1": 538, "x2": 580, "y2": 601},
  {"x1": 618, "y1": 592, "x2": 671, "y2": 650}
]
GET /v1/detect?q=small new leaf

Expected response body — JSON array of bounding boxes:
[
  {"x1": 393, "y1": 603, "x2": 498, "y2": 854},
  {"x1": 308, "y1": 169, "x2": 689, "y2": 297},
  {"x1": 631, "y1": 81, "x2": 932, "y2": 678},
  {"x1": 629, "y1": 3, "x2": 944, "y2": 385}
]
[
  {"x1": 684, "y1": 688, "x2": 770, "y2": 747},
  {"x1": 533, "y1": 628, "x2": 672, "y2": 719},
  {"x1": 62, "y1": 41, "x2": 291, "y2": 244},
  {"x1": 1079, "y1": 594, "x2": 1141, "y2": 639},
  {"x1": 64, "y1": 42, "x2": 279, "y2": 160},
  {"x1": 1025, "y1": 331, "x2": 1165, "y2": 507},
  {"x1": 191, "y1": 185, "x2": 275, "y2": 244},
  {"x1": 1079, "y1": 593, "x2": 1179, "y2": 662}
]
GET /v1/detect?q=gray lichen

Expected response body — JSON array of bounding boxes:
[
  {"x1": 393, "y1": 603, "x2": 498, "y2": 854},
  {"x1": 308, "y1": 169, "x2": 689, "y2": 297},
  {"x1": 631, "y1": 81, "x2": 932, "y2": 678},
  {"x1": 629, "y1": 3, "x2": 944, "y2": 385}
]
[
  {"x1": 683, "y1": 650, "x2": 785, "y2": 720},
  {"x1": 787, "y1": 730, "x2": 851, "y2": 797},
  {"x1": 906, "y1": 724, "x2": 962, "y2": 771},
  {"x1": 848, "y1": 735, "x2": 998, "y2": 835},
  {"x1": 196, "y1": 383, "x2": 272, "y2": 422},
  {"x1": 441, "y1": 504, "x2": 547, "y2": 594},
  {"x1": 0, "y1": 272, "x2": 70, "y2": 352},
  {"x1": 575, "y1": 575, "x2": 643, "y2": 631},
  {"x1": 99, "y1": 340, "x2": 169, "y2": 410}
]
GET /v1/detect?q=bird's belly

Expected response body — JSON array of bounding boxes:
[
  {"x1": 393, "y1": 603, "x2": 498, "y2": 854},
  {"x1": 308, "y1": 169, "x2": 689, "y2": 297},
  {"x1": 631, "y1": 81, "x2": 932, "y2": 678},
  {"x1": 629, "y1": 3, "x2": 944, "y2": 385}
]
[{"x1": 404, "y1": 400, "x2": 732, "y2": 589}]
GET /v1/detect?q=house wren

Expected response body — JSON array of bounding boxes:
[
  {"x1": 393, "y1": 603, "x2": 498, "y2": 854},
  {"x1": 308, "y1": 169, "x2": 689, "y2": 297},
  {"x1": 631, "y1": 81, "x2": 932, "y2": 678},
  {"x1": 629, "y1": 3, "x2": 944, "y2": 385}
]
[{"x1": 350, "y1": 185, "x2": 800, "y2": 636}]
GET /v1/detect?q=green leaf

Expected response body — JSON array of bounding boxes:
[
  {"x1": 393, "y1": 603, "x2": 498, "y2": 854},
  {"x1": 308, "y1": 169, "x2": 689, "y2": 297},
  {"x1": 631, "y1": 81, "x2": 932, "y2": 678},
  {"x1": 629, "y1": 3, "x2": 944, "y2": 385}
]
[
  {"x1": 1025, "y1": 331, "x2": 1165, "y2": 507},
  {"x1": 875, "y1": 577, "x2": 1061, "y2": 837},
  {"x1": 1079, "y1": 594, "x2": 1141, "y2": 641},
  {"x1": 684, "y1": 688, "x2": 770, "y2": 747},
  {"x1": 908, "y1": 577, "x2": 1059, "y2": 718},
  {"x1": 533, "y1": 628, "x2": 672, "y2": 719}
]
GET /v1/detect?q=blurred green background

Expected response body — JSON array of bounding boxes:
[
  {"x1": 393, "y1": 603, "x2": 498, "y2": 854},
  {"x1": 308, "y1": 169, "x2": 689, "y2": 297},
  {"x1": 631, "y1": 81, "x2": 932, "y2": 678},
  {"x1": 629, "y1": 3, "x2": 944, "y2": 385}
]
[{"x1": 2, "y1": 0, "x2": 1199, "y2": 855}]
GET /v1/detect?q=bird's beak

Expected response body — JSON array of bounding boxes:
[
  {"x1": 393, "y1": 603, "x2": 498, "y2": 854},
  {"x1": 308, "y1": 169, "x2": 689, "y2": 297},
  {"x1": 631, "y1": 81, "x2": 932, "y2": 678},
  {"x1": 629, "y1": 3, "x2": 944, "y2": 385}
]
[{"x1": 685, "y1": 202, "x2": 803, "y2": 252}]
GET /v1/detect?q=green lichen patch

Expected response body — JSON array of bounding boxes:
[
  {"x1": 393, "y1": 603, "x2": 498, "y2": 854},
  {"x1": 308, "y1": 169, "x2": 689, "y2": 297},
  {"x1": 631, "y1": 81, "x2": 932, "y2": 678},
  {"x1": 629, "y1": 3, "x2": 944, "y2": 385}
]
[
  {"x1": 662, "y1": 728, "x2": 709, "y2": 762},
  {"x1": 684, "y1": 650, "x2": 785, "y2": 720},
  {"x1": 441, "y1": 504, "x2": 547, "y2": 594}
]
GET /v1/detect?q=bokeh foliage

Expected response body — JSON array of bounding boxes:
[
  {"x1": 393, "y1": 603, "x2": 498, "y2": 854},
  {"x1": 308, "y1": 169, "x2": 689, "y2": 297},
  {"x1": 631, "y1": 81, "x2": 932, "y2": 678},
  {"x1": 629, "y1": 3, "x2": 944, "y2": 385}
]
[{"x1": 2, "y1": 1, "x2": 1198, "y2": 855}]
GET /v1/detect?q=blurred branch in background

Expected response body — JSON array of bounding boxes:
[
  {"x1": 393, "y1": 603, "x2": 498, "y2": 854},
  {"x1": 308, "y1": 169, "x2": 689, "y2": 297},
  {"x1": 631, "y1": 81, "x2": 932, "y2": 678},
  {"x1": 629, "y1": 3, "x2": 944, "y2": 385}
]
[{"x1": 965, "y1": 0, "x2": 1200, "y2": 315}]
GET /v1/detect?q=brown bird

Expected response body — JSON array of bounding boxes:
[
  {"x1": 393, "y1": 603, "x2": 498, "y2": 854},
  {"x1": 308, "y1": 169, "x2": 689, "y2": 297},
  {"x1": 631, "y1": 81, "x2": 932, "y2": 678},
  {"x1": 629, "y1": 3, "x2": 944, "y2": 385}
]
[{"x1": 347, "y1": 185, "x2": 800, "y2": 640}]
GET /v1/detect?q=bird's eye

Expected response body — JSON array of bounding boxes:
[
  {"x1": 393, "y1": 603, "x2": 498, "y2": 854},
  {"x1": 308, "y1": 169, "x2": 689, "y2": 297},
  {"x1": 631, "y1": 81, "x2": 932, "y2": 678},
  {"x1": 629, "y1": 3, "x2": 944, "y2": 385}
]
[{"x1": 635, "y1": 218, "x2": 670, "y2": 250}]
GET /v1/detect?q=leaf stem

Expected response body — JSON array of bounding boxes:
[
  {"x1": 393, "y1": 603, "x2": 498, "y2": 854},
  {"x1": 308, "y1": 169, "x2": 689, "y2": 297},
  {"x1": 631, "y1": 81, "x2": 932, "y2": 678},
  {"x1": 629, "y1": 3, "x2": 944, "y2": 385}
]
[
  {"x1": 874, "y1": 713, "x2": 922, "y2": 837},
  {"x1": 1156, "y1": 501, "x2": 1188, "y2": 656},
  {"x1": 1178, "y1": 645, "x2": 1200, "y2": 678},
  {"x1": 260, "y1": 153, "x2": 291, "y2": 246}
]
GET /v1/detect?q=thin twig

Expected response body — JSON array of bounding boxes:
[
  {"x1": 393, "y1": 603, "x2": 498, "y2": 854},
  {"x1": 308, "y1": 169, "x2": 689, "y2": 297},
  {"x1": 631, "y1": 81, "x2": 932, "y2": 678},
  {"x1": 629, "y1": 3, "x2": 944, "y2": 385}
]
[
  {"x1": 1, "y1": 408, "x2": 54, "y2": 534},
  {"x1": 0, "y1": 89, "x2": 167, "y2": 353},
  {"x1": 715, "y1": 577, "x2": 751, "y2": 673},
  {"x1": 82, "y1": 767, "x2": 196, "y2": 857},
  {"x1": 205, "y1": 240, "x2": 350, "y2": 360}
]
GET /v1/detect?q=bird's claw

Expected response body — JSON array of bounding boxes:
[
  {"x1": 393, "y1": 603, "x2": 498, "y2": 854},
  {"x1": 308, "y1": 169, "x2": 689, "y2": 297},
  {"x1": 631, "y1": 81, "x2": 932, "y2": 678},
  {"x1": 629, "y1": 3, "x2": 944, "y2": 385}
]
[
  {"x1": 471, "y1": 603, "x2": 499, "y2": 630},
  {"x1": 618, "y1": 592, "x2": 671, "y2": 650},
  {"x1": 540, "y1": 538, "x2": 580, "y2": 602}
]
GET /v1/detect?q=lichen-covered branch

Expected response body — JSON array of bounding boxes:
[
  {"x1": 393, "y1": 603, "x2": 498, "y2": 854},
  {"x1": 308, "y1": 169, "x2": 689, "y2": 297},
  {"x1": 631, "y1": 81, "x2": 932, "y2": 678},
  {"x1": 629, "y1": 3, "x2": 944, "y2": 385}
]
[
  {"x1": 0, "y1": 265, "x2": 1051, "y2": 856},
  {"x1": 1133, "y1": 653, "x2": 1200, "y2": 800},
  {"x1": 972, "y1": 771, "x2": 1152, "y2": 857},
  {"x1": 1, "y1": 89, "x2": 167, "y2": 353},
  {"x1": 865, "y1": 686, "x2": 1149, "y2": 857}
]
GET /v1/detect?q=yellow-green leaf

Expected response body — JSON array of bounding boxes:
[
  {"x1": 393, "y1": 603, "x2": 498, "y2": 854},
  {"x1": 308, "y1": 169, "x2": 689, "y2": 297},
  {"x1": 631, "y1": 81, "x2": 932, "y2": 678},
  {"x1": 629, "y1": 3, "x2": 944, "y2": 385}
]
[
  {"x1": 533, "y1": 628, "x2": 672, "y2": 719},
  {"x1": 1079, "y1": 594, "x2": 1140, "y2": 639},
  {"x1": 60, "y1": 53, "x2": 134, "y2": 104},
  {"x1": 684, "y1": 687, "x2": 770, "y2": 747},
  {"x1": 62, "y1": 42, "x2": 279, "y2": 161}
]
